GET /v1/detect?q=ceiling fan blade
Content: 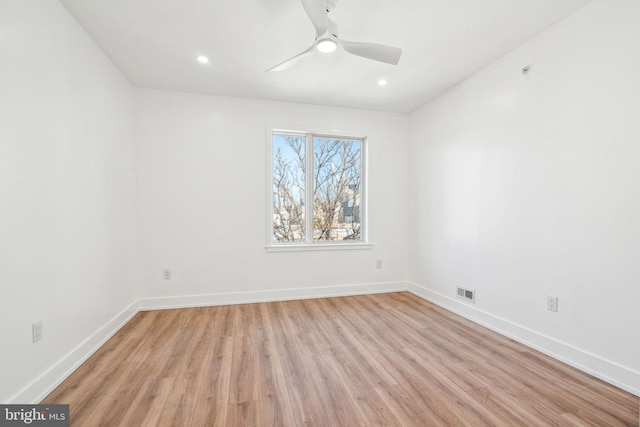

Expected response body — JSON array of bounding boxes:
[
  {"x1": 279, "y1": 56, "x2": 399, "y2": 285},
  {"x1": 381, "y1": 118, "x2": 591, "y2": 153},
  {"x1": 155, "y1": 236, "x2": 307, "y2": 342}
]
[
  {"x1": 266, "y1": 44, "x2": 317, "y2": 72},
  {"x1": 340, "y1": 40, "x2": 402, "y2": 65},
  {"x1": 300, "y1": 0, "x2": 328, "y2": 37}
]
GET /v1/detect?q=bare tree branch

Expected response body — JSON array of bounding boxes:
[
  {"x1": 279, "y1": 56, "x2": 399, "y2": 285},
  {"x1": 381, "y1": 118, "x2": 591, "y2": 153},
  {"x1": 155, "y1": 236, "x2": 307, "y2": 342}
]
[{"x1": 273, "y1": 135, "x2": 362, "y2": 242}]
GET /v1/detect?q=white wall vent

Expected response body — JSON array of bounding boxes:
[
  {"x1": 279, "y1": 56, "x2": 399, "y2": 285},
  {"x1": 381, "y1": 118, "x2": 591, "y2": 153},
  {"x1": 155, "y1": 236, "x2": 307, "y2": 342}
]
[{"x1": 456, "y1": 287, "x2": 475, "y2": 303}]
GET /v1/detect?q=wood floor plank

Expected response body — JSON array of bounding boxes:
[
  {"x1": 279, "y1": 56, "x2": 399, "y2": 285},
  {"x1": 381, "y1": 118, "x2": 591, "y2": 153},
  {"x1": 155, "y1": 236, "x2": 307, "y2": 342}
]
[
  {"x1": 375, "y1": 384, "x2": 452, "y2": 426},
  {"x1": 254, "y1": 335, "x2": 296, "y2": 426},
  {"x1": 226, "y1": 400, "x2": 259, "y2": 427},
  {"x1": 268, "y1": 303, "x2": 310, "y2": 378},
  {"x1": 139, "y1": 377, "x2": 175, "y2": 427},
  {"x1": 229, "y1": 333, "x2": 258, "y2": 404},
  {"x1": 41, "y1": 292, "x2": 639, "y2": 426},
  {"x1": 328, "y1": 317, "x2": 400, "y2": 387},
  {"x1": 284, "y1": 373, "x2": 336, "y2": 427},
  {"x1": 320, "y1": 352, "x2": 401, "y2": 426},
  {"x1": 306, "y1": 355, "x2": 368, "y2": 427},
  {"x1": 189, "y1": 335, "x2": 232, "y2": 427}
]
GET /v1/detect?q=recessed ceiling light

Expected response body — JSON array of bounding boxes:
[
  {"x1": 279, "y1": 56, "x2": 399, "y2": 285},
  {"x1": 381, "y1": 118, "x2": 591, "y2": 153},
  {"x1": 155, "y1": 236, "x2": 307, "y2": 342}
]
[
  {"x1": 196, "y1": 55, "x2": 209, "y2": 64},
  {"x1": 377, "y1": 79, "x2": 388, "y2": 86},
  {"x1": 317, "y1": 39, "x2": 337, "y2": 53}
]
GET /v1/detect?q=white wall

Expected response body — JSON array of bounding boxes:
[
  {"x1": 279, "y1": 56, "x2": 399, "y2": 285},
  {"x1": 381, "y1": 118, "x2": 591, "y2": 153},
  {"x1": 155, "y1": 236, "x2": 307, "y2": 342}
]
[
  {"x1": 408, "y1": 0, "x2": 640, "y2": 394},
  {"x1": 0, "y1": 1, "x2": 138, "y2": 402},
  {"x1": 135, "y1": 90, "x2": 409, "y2": 302}
]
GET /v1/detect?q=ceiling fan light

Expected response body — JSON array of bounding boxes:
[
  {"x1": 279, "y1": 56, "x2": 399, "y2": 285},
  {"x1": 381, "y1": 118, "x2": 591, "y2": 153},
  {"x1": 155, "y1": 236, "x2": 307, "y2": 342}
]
[{"x1": 316, "y1": 39, "x2": 337, "y2": 53}]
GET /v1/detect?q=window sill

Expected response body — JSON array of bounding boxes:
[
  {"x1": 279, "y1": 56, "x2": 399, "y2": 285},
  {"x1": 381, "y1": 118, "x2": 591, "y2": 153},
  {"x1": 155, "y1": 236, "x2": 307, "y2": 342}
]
[{"x1": 266, "y1": 243, "x2": 373, "y2": 252}]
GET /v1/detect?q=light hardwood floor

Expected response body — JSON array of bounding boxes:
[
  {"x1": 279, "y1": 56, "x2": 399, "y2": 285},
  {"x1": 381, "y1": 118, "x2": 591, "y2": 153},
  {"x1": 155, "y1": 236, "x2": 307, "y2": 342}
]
[{"x1": 42, "y1": 292, "x2": 639, "y2": 426}]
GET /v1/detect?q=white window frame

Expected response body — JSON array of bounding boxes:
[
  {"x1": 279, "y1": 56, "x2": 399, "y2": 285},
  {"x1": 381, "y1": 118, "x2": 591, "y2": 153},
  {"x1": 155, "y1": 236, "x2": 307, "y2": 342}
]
[{"x1": 266, "y1": 125, "x2": 372, "y2": 252}]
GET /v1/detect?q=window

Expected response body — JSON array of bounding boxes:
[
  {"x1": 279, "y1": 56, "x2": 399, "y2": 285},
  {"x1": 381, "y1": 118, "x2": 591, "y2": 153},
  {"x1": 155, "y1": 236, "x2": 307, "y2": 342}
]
[{"x1": 270, "y1": 130, "x2": 367, "y2": 248}]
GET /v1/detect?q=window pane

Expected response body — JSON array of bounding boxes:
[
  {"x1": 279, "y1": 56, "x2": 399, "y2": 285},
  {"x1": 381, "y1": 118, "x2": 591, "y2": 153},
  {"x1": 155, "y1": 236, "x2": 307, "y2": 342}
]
[
  {"x1": 272, "y1": 134, "x2": 306, "y2": 242},
  {"x1": 313, "y1": 137, "x2": 362, "y2": 241}
]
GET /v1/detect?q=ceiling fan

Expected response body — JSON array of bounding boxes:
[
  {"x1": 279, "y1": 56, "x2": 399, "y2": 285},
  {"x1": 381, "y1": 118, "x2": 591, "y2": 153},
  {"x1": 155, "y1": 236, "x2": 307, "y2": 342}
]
[{"x1": 266, "y1": 0, "x2": 402, "y2": 72}]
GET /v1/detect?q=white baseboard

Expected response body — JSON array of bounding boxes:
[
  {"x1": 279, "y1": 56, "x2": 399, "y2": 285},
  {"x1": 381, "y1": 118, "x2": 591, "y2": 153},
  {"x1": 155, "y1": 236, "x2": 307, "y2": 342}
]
[
  {"x1": 408, "y1": 282, "x2": 640, "y2": 397},
  {"x1": 8, "y1": 300, "x2": 139, "y2": 404},
  {"x1": 11, "y1": 280, "x2": 638, "y2": 404},
  {"x1": 138, "y1": 281, "x2": 408, "y2": 311}
]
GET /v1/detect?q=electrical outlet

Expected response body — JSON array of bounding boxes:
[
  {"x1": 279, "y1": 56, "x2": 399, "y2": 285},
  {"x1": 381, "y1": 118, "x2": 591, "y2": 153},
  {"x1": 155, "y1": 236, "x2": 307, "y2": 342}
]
[
  {"x1": 376, "y1": 260, "x2": 383, "y2": 269},
  {"x1": 32, "y1": 321, "x2": 43, "y2": 343},
  {"x1": 547, "y1": 296, "x2": 558, "y2": 312},
  {"x1": 163, "y1": 269, "x2": 171, "y2": 280}
]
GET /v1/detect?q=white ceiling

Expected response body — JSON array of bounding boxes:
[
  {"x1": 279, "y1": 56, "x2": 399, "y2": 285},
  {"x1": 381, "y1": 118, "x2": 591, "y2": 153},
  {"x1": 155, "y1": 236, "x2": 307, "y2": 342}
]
[{"x1": 59, "y1": 0, "x2": 593, "y2": 113}]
